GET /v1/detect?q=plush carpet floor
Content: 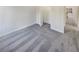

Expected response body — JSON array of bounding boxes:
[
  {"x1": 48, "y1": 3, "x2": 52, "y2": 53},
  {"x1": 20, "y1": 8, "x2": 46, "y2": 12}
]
[{"x1": 0, "y1": 23, "x2": 79, "y2": 52}]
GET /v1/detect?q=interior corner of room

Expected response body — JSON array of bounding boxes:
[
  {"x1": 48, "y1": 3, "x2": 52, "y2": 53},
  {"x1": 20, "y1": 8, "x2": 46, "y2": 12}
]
[{"x1": 0, "y1": 6, "x2": 79, "y2": 37}]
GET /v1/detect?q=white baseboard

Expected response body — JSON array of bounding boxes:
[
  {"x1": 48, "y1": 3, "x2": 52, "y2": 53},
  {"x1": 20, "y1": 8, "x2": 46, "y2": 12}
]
[
  {"x1": 50, "y1": 26, "x2": 64, "y2": 33},
  {"x1": 0, "y1": 23, "x2": 36, "y2": 37}
]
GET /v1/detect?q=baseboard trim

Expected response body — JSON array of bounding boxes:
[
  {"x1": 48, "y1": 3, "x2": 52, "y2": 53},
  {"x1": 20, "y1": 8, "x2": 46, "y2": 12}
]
[
  {"x1": 50, "y1": 26, "x2": 64, "y2": 33},
  {"x1": 0, "y1": 23, "x2": 36, "y2": 37}
]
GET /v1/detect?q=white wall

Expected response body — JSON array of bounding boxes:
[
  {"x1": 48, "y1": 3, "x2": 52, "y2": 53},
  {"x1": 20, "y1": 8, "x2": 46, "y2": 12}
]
[
  {"x1": 0, "y1": 6, "x2": 36, "y2": 36},
  {"x1": 36, "y1": 7, "x2": 51, "y2": 26},
  {"x1": 49, "y1": 7, "x2": 65, "y2": 33},
  {"x1": 36, "y1": 7, "x2": 43, "y2": 26},
  {"x1": 40, "y1": 7, "x2": 49, "y2": 24},
  {"x1": 75, "y1": 7, "x2": 79, "y2": 31}
]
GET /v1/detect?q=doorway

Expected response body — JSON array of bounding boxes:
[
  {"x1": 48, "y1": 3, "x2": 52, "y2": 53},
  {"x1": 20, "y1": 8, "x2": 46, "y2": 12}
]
[{"x1": 64, "y1": 6, "x2": 78, "y2": 33}]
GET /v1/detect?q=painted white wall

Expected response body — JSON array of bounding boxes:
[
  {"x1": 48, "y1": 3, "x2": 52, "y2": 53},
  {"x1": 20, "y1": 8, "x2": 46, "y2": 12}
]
[
  {"x1": 36, "y1": 7, "x2": 43, "y2": 26},
  {"x1": 43, "y1": 12, "x2": 49, "y2": 23},
  {"x1": 77, "y1": 7, "x2": 79, "y2": 29},
  {"x1": 72, "y1": 6, "x2": 79, "y2": 31},
  {"x1": 49, "y1": 7, "x2": 65, "y2": 33},
  {"x1": 0, "y1": 6, "x2": 36, "y2": 36},
  {"x1": 41, "y1": 7, "x2": 49, "y2": 24}
]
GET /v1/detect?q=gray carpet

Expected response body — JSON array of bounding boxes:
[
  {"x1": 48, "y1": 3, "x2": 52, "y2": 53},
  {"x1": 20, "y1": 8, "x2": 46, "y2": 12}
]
[{"x1": 0, "y1": 23, "x2": 79, "y2": 52}]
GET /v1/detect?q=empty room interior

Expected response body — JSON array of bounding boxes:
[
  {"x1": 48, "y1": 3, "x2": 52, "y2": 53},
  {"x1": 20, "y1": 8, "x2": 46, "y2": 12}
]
[{"x1": 0, "y1": 6, "x2": 79, "y2": 52}]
